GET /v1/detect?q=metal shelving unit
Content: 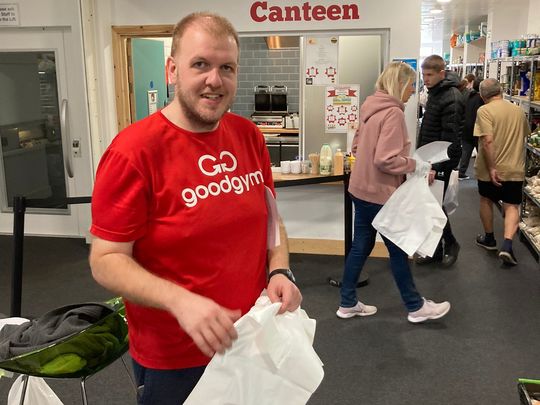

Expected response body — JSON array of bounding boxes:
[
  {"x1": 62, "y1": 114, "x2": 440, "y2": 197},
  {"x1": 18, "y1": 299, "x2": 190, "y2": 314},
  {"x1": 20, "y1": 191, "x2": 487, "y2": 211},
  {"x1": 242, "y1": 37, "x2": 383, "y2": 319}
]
[{"x1": 520, "y1": 228, "x2": 540, "y2": 261}]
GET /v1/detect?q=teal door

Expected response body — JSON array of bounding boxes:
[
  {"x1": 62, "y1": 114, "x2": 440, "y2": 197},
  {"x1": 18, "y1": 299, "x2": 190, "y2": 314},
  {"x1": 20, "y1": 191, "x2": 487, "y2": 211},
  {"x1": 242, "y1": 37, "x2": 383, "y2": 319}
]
[{"x1": 131, "y1": 38, "x2": 167, "y2": 122}]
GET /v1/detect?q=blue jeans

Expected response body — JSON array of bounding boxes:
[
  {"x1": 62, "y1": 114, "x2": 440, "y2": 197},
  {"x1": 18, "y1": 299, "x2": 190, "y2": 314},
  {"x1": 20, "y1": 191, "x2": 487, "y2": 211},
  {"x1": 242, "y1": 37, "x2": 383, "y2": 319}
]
[
  {"x1": 340, "y1": 197, "x2": 423, "y2": 312},
  {"x1": 132, "y1": 359, "x2": 206, "y2": 405}
]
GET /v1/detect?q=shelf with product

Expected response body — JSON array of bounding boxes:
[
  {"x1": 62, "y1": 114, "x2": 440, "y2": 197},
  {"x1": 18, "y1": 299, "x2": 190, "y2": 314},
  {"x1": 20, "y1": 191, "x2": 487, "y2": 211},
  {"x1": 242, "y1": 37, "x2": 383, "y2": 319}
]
[
  {"x1": 521, "y1": 137, "x2": 540, "y2": 262},
  {"x1": 449, "y1": 30, "x2": 486, "y2": 79}
]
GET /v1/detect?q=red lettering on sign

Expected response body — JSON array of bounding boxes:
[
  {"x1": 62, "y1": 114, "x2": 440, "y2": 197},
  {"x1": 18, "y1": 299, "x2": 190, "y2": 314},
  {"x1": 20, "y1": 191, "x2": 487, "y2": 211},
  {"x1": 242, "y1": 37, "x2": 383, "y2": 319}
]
[
  {"x1": 342, "y1": 4, "x2": 359, "y2": 19},
  {"x1": 250, "y1": 1, "x2": 267, "y2": 22},
  {"x1": 269, "y1": 5, "x2": 282, "y2": 22},
  {"x1": 250, "y1": 2, "x2": 360, "y2": 23},
  {"x1": 284, "y1": 5, "x2": 301, "y2": 21},
  {"x1": 327, "y1": 5, "x2": 341, "y2": 20},
  {"x1": 312, "y1": 5, "x2": 325, "y2": 21}
]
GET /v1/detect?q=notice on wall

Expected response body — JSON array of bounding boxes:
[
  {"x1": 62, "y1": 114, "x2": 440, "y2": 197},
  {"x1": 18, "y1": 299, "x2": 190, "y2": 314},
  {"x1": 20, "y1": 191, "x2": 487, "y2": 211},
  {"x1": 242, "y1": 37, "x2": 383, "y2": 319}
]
[
  {"x1": 325, "y1": 85, "x2": 359, "y2": 133},
  {"x1": 147, "y1": 90, "x2": 158, "y2": 114},
  {"x1": 0, "y1": 3, "x2": 19, "y2": 26},
  {"x1": 305, "y1": 36, "x2": 339, "y2": 85}
]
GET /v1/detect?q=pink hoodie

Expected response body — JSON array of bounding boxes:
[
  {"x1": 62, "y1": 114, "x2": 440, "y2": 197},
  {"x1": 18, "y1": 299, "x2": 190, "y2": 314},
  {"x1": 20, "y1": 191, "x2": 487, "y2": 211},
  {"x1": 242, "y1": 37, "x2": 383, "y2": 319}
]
[{"x1": 348, "y1": 90, "x2": 416, "y2": 205}]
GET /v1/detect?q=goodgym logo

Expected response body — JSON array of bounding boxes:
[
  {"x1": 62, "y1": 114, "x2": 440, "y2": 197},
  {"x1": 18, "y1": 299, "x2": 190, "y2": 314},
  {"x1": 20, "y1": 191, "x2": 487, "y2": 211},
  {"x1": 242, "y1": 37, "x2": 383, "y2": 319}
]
[{"x1": 181, "y1": 151, "x2": 264, "y2": 208}]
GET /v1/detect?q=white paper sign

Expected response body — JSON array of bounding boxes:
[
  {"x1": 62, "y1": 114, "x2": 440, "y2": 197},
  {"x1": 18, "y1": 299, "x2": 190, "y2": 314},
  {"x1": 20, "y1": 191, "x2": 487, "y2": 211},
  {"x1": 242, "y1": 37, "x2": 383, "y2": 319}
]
[
  {"x1": 325, "y1": 85, "x2": 359, "y2": 133},
  {"x1": 0, "y1": 4, "x2": 19, "y2": 26},
  {"x1": 147, "y1": 90, "x2": 158, "y2": 115},
  {"x1": 305, "y1": 36, "x2": 339, "y2": 85}
]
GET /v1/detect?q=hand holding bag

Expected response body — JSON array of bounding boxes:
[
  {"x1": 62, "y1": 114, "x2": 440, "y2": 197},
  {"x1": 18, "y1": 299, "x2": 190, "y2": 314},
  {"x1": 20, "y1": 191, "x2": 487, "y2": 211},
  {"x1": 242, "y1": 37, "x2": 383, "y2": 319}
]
[{"x1": 184, "y1": 292, "x2": 324, "y2": 405}]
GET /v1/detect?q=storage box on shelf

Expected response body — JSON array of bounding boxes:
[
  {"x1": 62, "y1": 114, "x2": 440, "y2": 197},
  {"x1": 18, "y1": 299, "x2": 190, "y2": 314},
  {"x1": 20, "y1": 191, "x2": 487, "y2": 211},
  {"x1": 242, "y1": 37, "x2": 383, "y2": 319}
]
[{"x1": 449, "y1": 35, "x2": 486, "y2": 79}]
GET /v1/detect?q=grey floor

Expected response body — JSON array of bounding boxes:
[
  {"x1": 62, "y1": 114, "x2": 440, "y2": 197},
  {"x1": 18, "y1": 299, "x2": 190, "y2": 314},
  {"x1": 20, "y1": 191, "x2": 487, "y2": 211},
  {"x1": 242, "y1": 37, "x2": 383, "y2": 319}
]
[{"x1": 1, "y1": 174, "x2": 540, "y2": 404}]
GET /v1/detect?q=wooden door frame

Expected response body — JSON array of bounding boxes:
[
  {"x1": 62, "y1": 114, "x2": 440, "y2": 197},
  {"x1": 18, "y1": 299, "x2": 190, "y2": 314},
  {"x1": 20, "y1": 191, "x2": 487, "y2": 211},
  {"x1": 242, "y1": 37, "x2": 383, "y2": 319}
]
[{"x1": 111, "y1": 25, "x2": 173, "y2": 132}]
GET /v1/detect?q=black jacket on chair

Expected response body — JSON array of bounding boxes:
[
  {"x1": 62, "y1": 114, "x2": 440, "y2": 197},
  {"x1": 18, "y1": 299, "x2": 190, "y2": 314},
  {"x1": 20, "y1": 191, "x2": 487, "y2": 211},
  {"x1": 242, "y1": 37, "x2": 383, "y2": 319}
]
[{"x1": 418, "y1": 71, "x2": 465, "y2": 175}]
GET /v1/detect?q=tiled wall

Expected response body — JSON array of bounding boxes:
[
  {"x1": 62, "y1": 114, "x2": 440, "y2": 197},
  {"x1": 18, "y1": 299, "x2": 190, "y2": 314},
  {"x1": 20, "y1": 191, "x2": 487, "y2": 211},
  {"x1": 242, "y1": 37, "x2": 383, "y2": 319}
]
[{"x1": 231, "y1": 37, "x2": 300, "y2": 119}]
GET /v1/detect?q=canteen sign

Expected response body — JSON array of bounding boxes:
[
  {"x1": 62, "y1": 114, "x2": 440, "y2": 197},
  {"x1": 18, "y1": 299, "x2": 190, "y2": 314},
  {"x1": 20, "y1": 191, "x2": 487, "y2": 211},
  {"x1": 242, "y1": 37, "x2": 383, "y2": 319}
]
[{"x1": 250, "y1": 1, "x2": 360, "y2": 22}]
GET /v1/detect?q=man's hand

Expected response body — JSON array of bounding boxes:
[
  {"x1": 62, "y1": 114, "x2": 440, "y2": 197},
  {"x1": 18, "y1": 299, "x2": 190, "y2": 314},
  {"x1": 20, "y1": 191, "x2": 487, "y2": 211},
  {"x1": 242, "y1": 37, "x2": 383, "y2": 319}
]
[
  {"x1": 267, "y1": 275, "x2": 302, "y2": 314},
  {"x1": 489, "y1": 168, "x2": 502, "y2": 186},
  {"x1": 168, "y1": 292, "x2": 241, "y2": 358}
]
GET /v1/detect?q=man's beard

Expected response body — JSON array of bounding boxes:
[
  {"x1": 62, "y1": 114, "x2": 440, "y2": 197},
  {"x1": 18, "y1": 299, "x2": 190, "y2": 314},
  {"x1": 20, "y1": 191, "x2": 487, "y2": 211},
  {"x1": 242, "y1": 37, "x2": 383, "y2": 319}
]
[{"x1": 176, "y1": 88, "x2": 234, "y2": 129}]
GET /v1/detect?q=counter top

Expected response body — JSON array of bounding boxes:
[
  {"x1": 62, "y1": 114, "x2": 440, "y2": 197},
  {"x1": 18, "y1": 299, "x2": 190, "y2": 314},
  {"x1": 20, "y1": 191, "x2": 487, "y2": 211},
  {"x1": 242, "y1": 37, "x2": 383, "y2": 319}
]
[
  {"x1": 259, "y1": 128, "x2": 299, "y2": 134},
  {"x1": 272, "y1": 172, "x2": 347, "y2": 187}
]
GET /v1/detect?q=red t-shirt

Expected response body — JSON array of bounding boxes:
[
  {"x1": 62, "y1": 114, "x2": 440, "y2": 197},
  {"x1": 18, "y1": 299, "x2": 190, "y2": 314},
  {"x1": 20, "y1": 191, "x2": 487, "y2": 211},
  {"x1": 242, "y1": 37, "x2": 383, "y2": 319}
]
[{"x1": 90, "y1": 112, "x2": 273, "y2": 369}]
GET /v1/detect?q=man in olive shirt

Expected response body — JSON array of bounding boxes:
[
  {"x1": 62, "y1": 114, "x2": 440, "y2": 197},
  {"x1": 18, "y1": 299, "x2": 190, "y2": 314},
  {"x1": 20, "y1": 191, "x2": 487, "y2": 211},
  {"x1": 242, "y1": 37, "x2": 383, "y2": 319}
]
[{"x1": 474, "y1": 78, "x2": 529, "y2": 265}]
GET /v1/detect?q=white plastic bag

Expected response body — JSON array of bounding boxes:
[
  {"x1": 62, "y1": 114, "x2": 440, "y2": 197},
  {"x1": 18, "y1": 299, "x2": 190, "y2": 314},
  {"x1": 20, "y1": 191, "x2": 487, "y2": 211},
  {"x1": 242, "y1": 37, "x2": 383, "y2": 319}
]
[
  {"x1": 443, "y1": 170, "x2": 459, "y2": 215},
  {"x1": 372, "y1": 173, "x2": 447, "y2": 257},
  {"x1": 184, "y1": 293, "x2": 324, "y2": 405},
  {"x1": 8, "y1": 375, "x2": 64, "y2": 405}
]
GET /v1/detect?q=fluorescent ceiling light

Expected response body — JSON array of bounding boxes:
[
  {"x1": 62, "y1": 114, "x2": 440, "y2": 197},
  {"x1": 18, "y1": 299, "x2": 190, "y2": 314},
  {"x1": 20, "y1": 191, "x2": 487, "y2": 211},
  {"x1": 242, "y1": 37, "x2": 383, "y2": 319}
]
[
  {"x1": 437, "y1": 0, "x2": 452, "y2": 3},
  {"x1": 430, "y1": 6, "x2": 443, "y2": 14}
]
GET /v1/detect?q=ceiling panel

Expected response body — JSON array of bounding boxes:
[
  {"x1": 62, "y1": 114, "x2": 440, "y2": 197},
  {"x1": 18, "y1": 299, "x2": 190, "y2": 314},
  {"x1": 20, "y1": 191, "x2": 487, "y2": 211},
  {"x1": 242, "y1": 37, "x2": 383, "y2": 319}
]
[{"x1": 421, "y1": 0, "x2": 527, "y2": 36}]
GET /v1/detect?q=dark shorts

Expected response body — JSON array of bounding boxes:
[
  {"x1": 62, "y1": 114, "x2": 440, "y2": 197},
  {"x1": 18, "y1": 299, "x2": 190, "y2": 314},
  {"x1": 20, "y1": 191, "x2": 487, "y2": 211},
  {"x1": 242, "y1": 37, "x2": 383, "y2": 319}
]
[
  {"x1": 132, "y1": 359, "x2": 206, "y2": 405},
  {"x1": 477, "y1": 180, "x2": 523, "y2": 205}
]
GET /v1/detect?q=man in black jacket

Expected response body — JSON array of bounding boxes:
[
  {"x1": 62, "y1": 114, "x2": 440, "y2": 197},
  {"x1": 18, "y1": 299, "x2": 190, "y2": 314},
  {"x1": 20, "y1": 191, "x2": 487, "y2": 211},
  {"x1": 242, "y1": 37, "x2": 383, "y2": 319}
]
[
  {"x1": 458, "y1": 78, "x2": 484, "y2": 180},
  {"x1": 416, "y1": 54, "x2": 465, "y2": 268}
]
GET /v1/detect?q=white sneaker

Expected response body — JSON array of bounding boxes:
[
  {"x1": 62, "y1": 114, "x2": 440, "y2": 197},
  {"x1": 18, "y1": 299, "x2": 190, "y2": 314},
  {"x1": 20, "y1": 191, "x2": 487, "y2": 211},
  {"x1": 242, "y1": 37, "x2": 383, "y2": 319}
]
[
  {"x1": 336, "y1": 301, "x2": 377, "y2": 319},
  {"x1": 407, "y1": 298, "x2": 450, "y2": 323}
]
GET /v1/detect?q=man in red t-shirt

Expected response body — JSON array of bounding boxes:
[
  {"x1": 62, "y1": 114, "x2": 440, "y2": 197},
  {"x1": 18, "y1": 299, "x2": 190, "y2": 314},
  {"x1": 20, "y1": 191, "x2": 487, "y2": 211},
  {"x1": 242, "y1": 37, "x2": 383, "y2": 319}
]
[{"x1": 89, "y1": 12, "x2": 301, "y2": 404}]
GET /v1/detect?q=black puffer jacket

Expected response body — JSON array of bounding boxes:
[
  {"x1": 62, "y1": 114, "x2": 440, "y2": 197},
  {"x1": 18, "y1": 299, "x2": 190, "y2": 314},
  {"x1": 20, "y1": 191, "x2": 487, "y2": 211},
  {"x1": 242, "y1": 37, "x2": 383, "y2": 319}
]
[
  {"x1": 463, "y1": 89, "x2": 484, "y2": 146},
  {"x1": 418, "y1": 71, "x2": 465, "y2": 173}
]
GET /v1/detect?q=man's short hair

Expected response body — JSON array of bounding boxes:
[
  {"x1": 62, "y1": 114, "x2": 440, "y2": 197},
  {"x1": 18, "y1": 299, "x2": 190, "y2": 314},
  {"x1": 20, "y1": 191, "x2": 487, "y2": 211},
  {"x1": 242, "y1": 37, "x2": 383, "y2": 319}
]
[
  {"x1": 170, "y1": 12, "x2": 239, "y2": 57},
  {"x1": 479, "y1": 78, "x2": 502, "y2": 99},
  {"x1": 421, "y1": 55, "x2": 446, "y2": 72},
  {"x1": 465, "y1": 73, "x2": 476, "y2": 83}
]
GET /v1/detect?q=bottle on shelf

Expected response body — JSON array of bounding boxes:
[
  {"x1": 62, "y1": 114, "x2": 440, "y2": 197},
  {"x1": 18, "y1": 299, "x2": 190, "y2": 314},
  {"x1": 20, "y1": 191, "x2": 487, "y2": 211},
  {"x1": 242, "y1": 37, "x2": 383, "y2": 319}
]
[
  {"x1": 344, "y1": 152, "x2": 351, "y2": 174},
  {"x1": 319, "y1": 143, "x2": 333, "y2": 175},
  {"x1": 349, "y1": 155, "x2": 356, "y2": 173},
  {"x1": 334, "y1": 148, "x2": 344, "y2": 175}
]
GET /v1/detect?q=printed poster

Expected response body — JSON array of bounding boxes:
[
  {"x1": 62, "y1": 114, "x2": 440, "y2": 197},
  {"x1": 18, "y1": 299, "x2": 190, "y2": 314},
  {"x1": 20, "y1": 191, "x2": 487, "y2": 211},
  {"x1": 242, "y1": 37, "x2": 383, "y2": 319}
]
[
  {"x1": 305, "y1": 36, "x2": 339, "y2": 85},
  {"x1": 325, "y1": 85, "x2": 359, "y2": 133}
]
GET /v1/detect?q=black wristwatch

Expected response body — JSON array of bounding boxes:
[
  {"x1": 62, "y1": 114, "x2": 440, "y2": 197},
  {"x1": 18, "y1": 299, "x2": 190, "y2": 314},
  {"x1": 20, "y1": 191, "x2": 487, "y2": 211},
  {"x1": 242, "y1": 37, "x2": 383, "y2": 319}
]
[{"x1": 268, "y1": 268, "x2": 296, "y2": 284}]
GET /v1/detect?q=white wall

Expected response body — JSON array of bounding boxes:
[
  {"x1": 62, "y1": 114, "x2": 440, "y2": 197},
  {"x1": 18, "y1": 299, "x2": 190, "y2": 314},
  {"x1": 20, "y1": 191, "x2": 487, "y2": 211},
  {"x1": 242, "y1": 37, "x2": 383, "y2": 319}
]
[
  {"x1": 488, "y1": 2, "x2": 529, "y2": 42},
  {"x1": 528, "y1": 0, "x2": 540, "y2": 35},
  {"x1": 8, "y1": 0, "x2": 80, "y2": 26}
]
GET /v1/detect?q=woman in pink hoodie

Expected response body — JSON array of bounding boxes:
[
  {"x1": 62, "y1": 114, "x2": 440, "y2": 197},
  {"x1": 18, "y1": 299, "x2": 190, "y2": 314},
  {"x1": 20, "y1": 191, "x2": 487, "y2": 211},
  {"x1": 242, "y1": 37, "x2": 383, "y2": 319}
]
[{"x1": 336, "y1": 61, "x2": 451, "y2": 323}]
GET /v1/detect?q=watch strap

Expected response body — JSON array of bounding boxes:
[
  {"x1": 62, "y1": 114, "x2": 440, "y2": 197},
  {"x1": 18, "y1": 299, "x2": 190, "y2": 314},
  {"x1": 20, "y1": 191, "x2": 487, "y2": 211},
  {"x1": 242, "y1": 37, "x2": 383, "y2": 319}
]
[{"x1": 268, "y1": 268, "x2": 296, "y2": 284}]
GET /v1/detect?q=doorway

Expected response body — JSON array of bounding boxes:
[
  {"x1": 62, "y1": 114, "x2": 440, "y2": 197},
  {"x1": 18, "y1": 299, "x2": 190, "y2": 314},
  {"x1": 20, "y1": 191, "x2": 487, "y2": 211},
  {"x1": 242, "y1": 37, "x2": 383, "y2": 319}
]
[{"x1": 0, "y1": 28, "x2": 93, "y2": 236}]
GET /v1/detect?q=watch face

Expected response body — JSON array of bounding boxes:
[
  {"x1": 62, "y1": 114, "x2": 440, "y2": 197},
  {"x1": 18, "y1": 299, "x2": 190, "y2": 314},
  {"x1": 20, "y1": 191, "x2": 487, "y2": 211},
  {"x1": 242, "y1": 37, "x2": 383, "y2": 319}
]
[{"x1": 286, "y1": 269, "x2": 296, "y2": 283}]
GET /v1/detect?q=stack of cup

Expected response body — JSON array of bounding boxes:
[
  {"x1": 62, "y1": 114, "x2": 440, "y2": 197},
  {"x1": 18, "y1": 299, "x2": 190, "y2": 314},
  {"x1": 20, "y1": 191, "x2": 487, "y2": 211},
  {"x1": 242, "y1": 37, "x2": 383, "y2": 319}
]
[
  {"x1": 290, "y1": 160, "x2": 301, "y2": 174},
  {"x1": 280, "y1": 160, "x2": 291, "y2": 174}
]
